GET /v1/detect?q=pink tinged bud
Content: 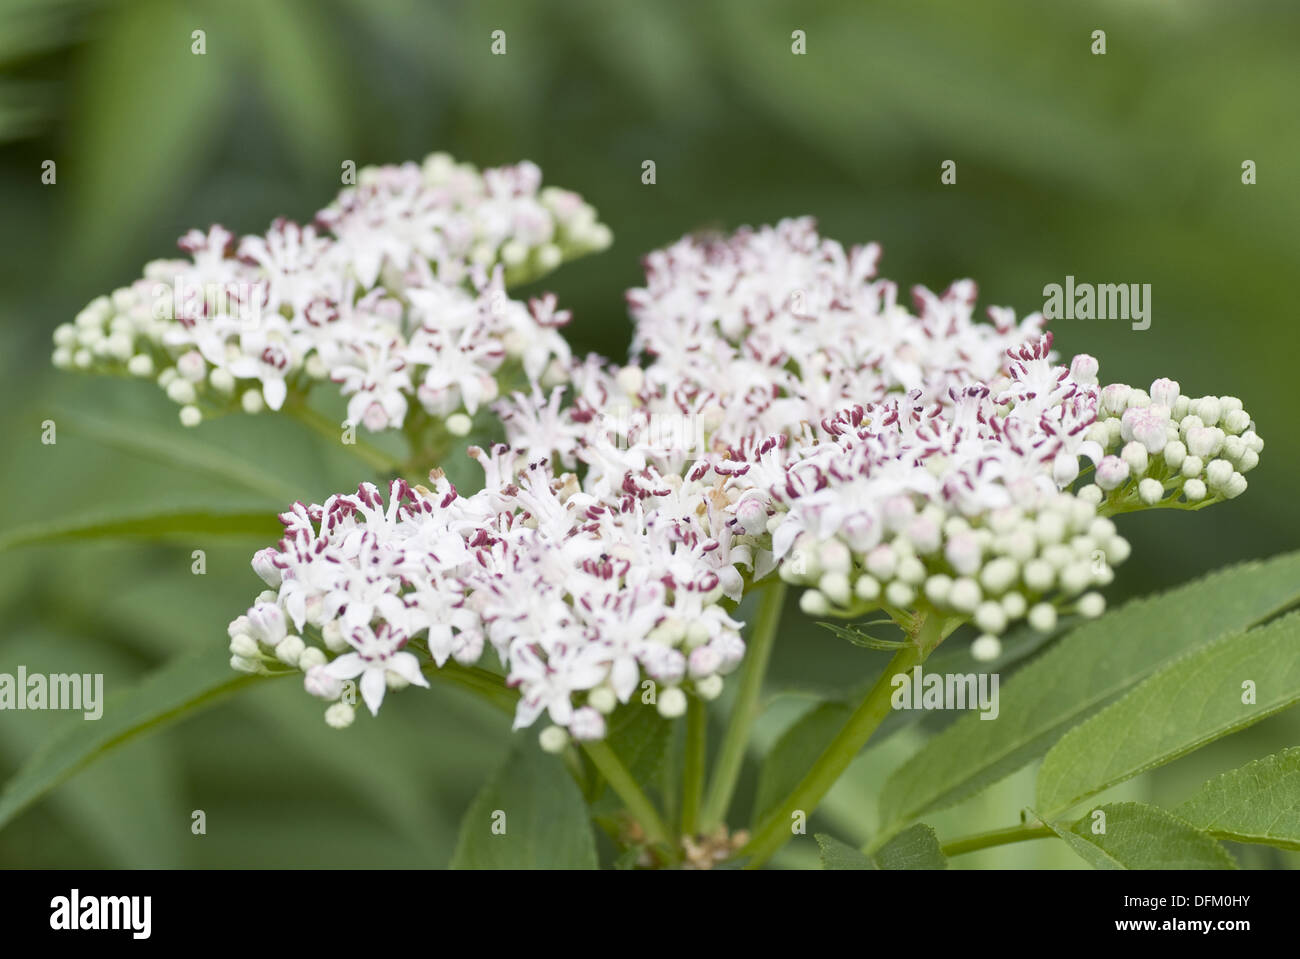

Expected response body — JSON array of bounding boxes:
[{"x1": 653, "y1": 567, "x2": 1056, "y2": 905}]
[
  {"x1": 177, "y1": 349, "x2": 206, "y2": 382},
  {"x1": 1149, "y1": 378, "x2": 1180, "y2": 408},
  {"x1": 881, "y1": 496, "x2": 915, "y2": 533},
  {"x1": 1095, "y1": 456, "x2": 1130, "y2": 491},
  {"x1": 944, "y1": 532, "x2": 982, "y2": 576},
  {"x1": 246, "y1": 602, "x2": 287, "y2": 646},
  {"x1": 841, "y1": 510, "x2": 882, "y2": 553},
  {"x1": 907, "y1": 515, "x2": 942, "y2": 555},
  {"x1": 644, "y1": 647, "x2": 686, "y2": 685},
  {"x1": 251, "y1": 548, "x2": 282, "y2": 587},
  {"x1": 1099, "y1": 384, "x2": 1131, "y2": 416},
  {"x1": 1069, "y1": 354, "x2": 1099, "y2": 386},
  {"x1": 1120, "y1": 405, "x2": 1171, "y2": 454},
  {"x1": 734, "y1": 498, "x2": 768, "y2": 536},
  {"x1": 1185, "y1": 426, "x2": 1224, "y2": 459},
  {"x1": 362, "y1": 401, "x2": 390, "y2": 432},
  {"x1": 304, "y1": 664, "x2": 344, "y2": 700},
  {"x1": 688, "y1": 645, "x2": 723, "y2": 678},
  {"x1": 568, "y1": 707, "x2": 607, "y2": 741}
]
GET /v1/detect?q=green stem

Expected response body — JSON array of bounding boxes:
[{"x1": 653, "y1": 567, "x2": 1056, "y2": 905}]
[
  {"x1": 738, "y1": 610, "x2": 947, "y2": 869},
  {"x1": 681, "y1": 694, "x2": 707, "y2": 838},
  {"x1": 700, "y1": 581, "x2": 788, "y2": 832},
  {"x1": 285, "y1": 400, "x2": 404, "y2": 475},
  {"x1": 940, "y1": 822, "x2": 1055, "y2": 857},
  {"x1": 582, "y1": 740, "x2": 671, "y2": 848}
]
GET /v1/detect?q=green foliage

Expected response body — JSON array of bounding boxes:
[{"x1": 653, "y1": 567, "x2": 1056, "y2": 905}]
[
  {"x1": 0, "y1": 648, "x2": 276, "y2": 831},
  {"x1": 1175, "y1": 748, "x2": 1300, "y2": 850},
  {"x1": 1056, "y1": 803, "x2": 1236, "y2": 870},
  {"x1": 0, "y1": 505, "x2": 285, "y2": 551},
  {"x1": 450, "y1": 742, "x2": 598, "y2": 869},
  {"x1": 879, "y1": 554, "x2": 1300, "y2": 828},
  {"x1": 754, "y1": 700, "x2": 851, "y2": 823},
  {"x1": 3, "y1": 0, "x2": 1299, "y2": 869},
  {"x1": 816, "y1": 824, "x2": 946, "y2": 870},
  {"x1": 1036, "y1": 613, "x2": 1300, "y2": 815}
]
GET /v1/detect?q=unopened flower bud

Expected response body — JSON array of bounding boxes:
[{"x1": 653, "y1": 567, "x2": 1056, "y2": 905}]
[
  {"x1": 971, "y1": 634, "x2": 1002, "y2": 662},
  {"x1": 1137, "y1": 478, "x2": 1164, "y2": 505},
  {"x1": 1028, "y1": 602, "x2": 1057, "y2": 633},
  {"x1": 325, "y1": 703, "x2": 355, "y2": 729},
  {"x1": 304, "y1": 664, "x2": 344, "y2": 699},
  {"x1": 539, "y1": 725, "x2": 569, "y2": 752},
  {"x1": 657, "y1": 687, "x2": 688, "y2": 719}
]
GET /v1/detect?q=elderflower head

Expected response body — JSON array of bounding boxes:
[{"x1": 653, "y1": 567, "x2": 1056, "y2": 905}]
[
  {"x1": 225, "y1": 215, "x2": 1262, "y2": 737},
  {"x1": 51, "y1": 155, "x2": 609, "y2": 431},
  {"x1": 489, "y1": 220, "x2": 1262, "y2": 655}
]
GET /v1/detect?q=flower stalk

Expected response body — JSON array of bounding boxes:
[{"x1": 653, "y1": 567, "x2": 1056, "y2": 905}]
[
  {"x1": 738, "y1": 610, "x2": 949, "y2": 868},
  {"x1": 700, "y1": 581, "x2": 787, "y2": 833}
]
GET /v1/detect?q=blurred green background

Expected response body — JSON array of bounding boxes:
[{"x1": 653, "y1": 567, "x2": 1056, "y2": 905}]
[{"x1": 1, "y1": 0, "x2": 1296, "y2": 868}]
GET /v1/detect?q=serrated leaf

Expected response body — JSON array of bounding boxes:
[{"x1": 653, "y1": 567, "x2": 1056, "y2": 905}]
[
  {"x1": 1037, "y1": 613, "x2": 1300, "y2": 815},
  {"x1": 0, "y1": 505, "x2": 283, "y2": 550},
  {"x1": 449, "y1": 742, "x2": 597, "y2": 869},
  {"x1": 815, "y1": 833, "x2": 873, "y2": 870},
  {"x1": 1174, "y1": 747, "x2": 1300, "y2": 850},
  {"x1": 879, "y1": 552, "x2": 1300, "y2": 829},
  {"x1": 0, "y1": 647, "x2": 274, "y2": 831},
  {"x1": 754, "y1": 700, "x2": 851, "y2": 824},
  {"x1": 816, "y1": 824, "x2": 946, "y2": 870},
  {"x1": 1036, "y1": 810, "x2": 1125, "y2": 870},
  {"x1": 1061, "y1": 803, "x2": 1236, "y2": 870},
  {"x1": 873, "y1": 823, "x2": 947, "y2": 869}
]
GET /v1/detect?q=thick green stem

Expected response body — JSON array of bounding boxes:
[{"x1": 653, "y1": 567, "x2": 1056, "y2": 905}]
[
  {"x1": 940, "y1": 822, "x2": 1055, "y2": 857},
  {"x1": 681, "y1": 695, "x2": 707, "y2": 838},
  {"x1": 738, "y1": 611, "x2": 947, "y2": 869},
  {"x1": 700, "y1": 581, "x2": 788, "y2": 832},
  {"x1": 582, "y1": 740, "x2": 671, "y2": 847}
]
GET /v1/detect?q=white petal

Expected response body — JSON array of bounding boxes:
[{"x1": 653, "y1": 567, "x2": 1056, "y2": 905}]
[
  {"x1": 360, "y1": 668, "x2": 387, "y2": 716},
  {"x1": 387, "y1": 651, "x2": 430, "y2": 688}
]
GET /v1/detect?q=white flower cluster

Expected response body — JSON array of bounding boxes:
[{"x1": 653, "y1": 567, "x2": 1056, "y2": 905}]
[
  {"x1": 624, "y1": 216, "x2": 1047, "y2": 448},
  {"x1": 225, "y1": 212, "x2": 1263, "y2": 736},
  {"x1": 1076, "y1": 379, "x2": 1261, "y2": 512},
  {"x1": 52, "y1": 154, "x2": 609, "y2": 432},
  {"x1": 227, "y1": 455, "x2": 750, "y2": 746}
]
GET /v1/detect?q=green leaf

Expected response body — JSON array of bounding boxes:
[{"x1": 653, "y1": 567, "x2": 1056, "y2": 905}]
[
  {"x1": 754, "y1": 700, "x2": 851, "y2": 823},
  {"x1": 815, "y1": 833, "x2": 873, "y2": 870},
  {"x1": 1037, "y1": 613, "x2": 1300, "y2": 815},
  {"x1": 68, "y1": 0, "x2": 229, "y2": 261},
  {"x1": 873, "y1": 823, "x2": 948, "y2": 869},
  {"x1": 449, "y1": 741, "x2": 597, "y2": 869},
  {"x1": 58, "y1": 412, "x2": 301, "y2": 503},
  {"x1": 878, "y1": 552, "x2": 1300, "y2": 829},
  {"x1": 1034, "y1": 809, "x2": 1124, "y2": 870},
  {"x1": 1060, "y1": 803, "x2": 1236, "y2": 870},
  {"x1": 233, "y1": 0, "x2": 351, "y2": 176},
  {"x1": 816, "y1": 824, "x2": 947, "y2": 870},
  {"x1": 0, "y1": 505, "x2": 283, "y2": 550},
  {"x1": 0, "y1": 647, "x2": 274, "y2": 831},
  {"x1": 590, "y1": 701, "x2": 672, "y2": 810},
  {"x1": 1174, "y1": 747, "x2": 1300, "y2": 850}
]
